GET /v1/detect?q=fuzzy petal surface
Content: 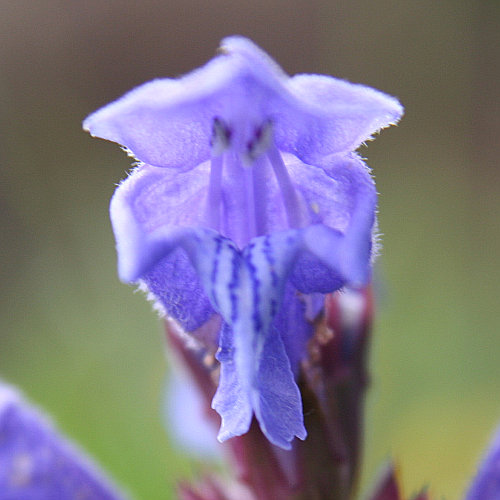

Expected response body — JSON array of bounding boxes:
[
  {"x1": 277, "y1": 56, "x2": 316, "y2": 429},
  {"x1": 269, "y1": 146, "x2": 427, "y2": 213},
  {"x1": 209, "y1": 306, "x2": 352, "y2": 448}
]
[{"x1": 84, "y1": 37, "x2": 402, "y2": 168}]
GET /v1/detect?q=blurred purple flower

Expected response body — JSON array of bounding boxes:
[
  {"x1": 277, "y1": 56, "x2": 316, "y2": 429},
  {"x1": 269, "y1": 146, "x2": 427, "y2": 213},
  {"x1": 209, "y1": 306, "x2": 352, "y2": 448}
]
[
  {"x1": 0, "y1": 380, "x2": 126, "y2": 499},
  {"x1": 465, "y1": 424, "x2": 500, "y2": 500},
  {"x1": 84, "y1": 36, "x2": 402, "y2": 449},
  {"x1": 164, "y1": 371, "x2": 220, "y2": 459}
]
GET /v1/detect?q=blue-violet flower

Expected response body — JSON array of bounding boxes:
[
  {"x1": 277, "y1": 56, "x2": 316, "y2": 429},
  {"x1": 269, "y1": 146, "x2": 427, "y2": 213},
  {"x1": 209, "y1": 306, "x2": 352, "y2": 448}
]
[
  {"x1": 84, "y1": 36, "x2": 403, "y2": 449},
  {"x1": 465, "y1": 424, "x2": 500, "y2": 500},
  {"x1": 0, "y1": 380, "x2": 125, "y2": 499}
]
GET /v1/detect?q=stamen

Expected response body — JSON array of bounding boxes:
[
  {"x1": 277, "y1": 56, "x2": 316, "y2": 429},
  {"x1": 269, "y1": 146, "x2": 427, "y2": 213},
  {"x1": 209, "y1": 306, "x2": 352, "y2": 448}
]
[
  {"x1": 244, "y1": 165, "x2": 257, "y2": 238},
  {"x1": 210, "y1": 117, "x2": 231, "y2": 155},
  {"x1": 251, "y1": 154, "x2": 268, "y2": 235},
  {"x1": 206, "y1": 118, "x2": 231, "y2": 229},
  {"x1": 267, "y1": 145, "x2": 304, "y2": 229},
  {"x1": 244, "y1": 123, "x2": 273, "y2": 237},
  {"x1": 205, "y1": 154, "x2": 223, "y2": 229},
  {"x1": 244, "y1": 120, "x2": 273, "y2": 165}
]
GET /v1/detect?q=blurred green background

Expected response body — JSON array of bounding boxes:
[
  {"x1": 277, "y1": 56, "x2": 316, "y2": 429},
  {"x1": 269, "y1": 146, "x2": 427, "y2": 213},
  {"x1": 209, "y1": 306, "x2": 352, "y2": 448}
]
[{"x1": 0, "y1": 1, "x2": 499, "y2": 498}]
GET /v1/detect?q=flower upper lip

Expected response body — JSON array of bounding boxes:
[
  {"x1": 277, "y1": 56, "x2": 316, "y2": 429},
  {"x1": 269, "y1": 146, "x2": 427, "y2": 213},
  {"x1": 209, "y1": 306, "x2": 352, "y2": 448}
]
[{"x1": 83, "y1": 36, "x2": 403, "y2": 171}]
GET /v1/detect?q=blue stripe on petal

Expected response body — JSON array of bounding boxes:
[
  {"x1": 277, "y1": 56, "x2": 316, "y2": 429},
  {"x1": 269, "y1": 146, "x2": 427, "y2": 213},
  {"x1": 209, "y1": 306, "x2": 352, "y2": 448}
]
[
  {"x1": 215, "y1": 232, "x2": 307, "y2": 448},
  {"x1": 184, "y1": 230, "x2": 241, "y2": 323}
]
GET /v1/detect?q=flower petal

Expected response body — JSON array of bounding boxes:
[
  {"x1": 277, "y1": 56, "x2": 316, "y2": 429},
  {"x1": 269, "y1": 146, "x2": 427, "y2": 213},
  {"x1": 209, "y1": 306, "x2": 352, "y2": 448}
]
[
  {"x1": 291, "y1": 151, "x2": 377, "y2": 291},
  {"x1": 164, "y1": 372, "x2": 220, "y2": 459},
  {"x1": 284, "y1": 74, "x2": 403, "y2": 161},
  {"x1": 143, "y1": 248, "x2": 215, "y2": 332},
  {"x1": 110, "y1": 164, "x2": 218, "y2": 331},
  {"x1": 299, "y1": 154, "x2": 378, "y2": 287},
  {"x1": 110, "y1": 163, "x2": 210, "y2": 282},
  {"x1": 83, "y1": 60, "x2": 239, "y2": 170},
  {"x1": 212, "y1": 232, "x2": 308, "y2": 448},
  {"x1": 213, "y1": 319, "x2": 309, "y2": 449},
  {"x1": 84, "y1": 36, "x2": 402, "y2": 169},
  {"x1": 287, "y1": 153, "x2": 376, "y2": 232},
  {"x1": 465, "y1": 424, "x2": 500, "y2": 500},
  {"x1": 212, "y1": 324, "x2": 253, "y2": 442},
  {"x1": 0, "y1": 381, "x2": 126, "y2": 499},
  {"x1": 84, "y1": 37, "x2": 288, "y2": 170},
  {"x1": 272, "y1": 285, "x2": 314, "y2": 375},
  {"x1": 250, "y1": 323, "x2": 307, "y2": 449}
]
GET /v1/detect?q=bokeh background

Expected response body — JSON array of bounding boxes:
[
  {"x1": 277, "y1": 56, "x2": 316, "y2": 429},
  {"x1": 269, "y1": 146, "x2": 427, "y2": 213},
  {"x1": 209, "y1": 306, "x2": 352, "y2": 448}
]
[{"x1": 1, "y1": 1, "x2": 499, "y2": 498}]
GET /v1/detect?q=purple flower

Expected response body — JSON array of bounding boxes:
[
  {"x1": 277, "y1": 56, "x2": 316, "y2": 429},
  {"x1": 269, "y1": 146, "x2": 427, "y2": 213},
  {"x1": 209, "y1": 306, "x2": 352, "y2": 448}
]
[
  {"x1": 0, "y1": 380, "x2": 126, "y2": 499},
  {"x1": 84, "y1": 36, "x2": 402, "y2": 449},
  {"x1": 164, "y1": 372, "x2": 220, "y2": 459},
  {"x1": 465, "y1": 425, "x2": 500, "y2": 500}
]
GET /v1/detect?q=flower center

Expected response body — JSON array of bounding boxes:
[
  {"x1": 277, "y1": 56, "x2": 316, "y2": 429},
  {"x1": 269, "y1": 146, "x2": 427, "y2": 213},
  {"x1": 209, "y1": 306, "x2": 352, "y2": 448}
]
[{"x1": 206, "y1": 117, "x2": 304, "y2": 245}]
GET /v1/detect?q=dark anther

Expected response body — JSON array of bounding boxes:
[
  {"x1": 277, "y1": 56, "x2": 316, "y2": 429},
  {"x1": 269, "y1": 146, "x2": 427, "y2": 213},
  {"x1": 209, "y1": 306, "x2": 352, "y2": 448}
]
[
  {"x1": 246, "y1": 120, "x2": 273, "y2": 159},
  {"x1": 210, "y1": 117, "x2": 232, "y2": 149}
]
